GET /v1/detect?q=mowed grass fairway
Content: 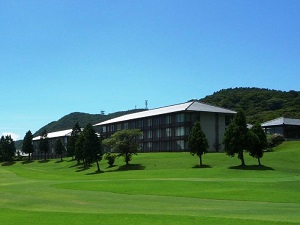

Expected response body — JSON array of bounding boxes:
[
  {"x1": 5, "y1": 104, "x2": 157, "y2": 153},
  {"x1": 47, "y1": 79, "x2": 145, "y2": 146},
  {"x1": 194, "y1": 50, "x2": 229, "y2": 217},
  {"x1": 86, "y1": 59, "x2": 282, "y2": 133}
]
[{"x1": 1, "y1": 142, "x2": 300, "y2": 225}]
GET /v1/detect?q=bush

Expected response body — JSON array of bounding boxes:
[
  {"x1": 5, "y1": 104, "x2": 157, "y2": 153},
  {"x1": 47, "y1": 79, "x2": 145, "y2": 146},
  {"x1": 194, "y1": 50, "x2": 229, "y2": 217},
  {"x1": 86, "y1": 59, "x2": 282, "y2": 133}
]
[
  {"x1": 267, "y1": 133, "x2": 285, "y2": 148},
  {"x1": 104, "y1": 153, "x2": 118, "y2": 167}
]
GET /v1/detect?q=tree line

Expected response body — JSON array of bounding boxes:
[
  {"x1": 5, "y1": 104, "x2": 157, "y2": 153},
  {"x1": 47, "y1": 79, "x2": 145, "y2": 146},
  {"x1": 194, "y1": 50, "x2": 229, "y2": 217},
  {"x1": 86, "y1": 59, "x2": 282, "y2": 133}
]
[
  {"x1": 3, "y1": 111, "x2": 281, "y2": 170},
  {"x1": 201, "y1": 87, "x2": 300, "y2": 124},
  {"x1": 0, "y1": 135, "x2": 16, "y2": 162},
  {"x1": 19, "y1": 122, "x2": 142, "y2": 172},
  {"x1": 188, "y1": 109, "x2": 274, "y2": 167}
]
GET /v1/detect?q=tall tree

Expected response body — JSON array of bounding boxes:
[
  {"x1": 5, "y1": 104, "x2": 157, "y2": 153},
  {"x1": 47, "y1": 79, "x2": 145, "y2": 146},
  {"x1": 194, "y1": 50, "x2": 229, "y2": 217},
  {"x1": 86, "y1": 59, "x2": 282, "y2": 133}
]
[
  {"x1": 55, "y1": 139, "x2": 65, "y2": 161},
  {"x1": 0, "y1": 135, "x2": 16, "y2": 162},
  {"x1": 188, "y1": 121, "x2": 209, "y2": 166},
  {"x1": 103, "y1": 129, "x2": 142, "y2": 165},
  {"x1": 22, "y1": 130, "x2": 34, "y2": 161},
  {"x1": 75, "y1": 133, "x2": 85, "y2": 164},
  {"x1": 39, "y1": 129, "x2": 49, "y2": 161},
  {"x1": 248, "y1": 123, "x2": 267, "y2": 165},
  {"x1": 0, "y1": 136, "x2": 4, "y2": 161},
  {"x1": 223, "y1": 109, "x2": 248, "y2": 166},
  {"x1": 67, "y1": 122, "x2": 81, "y2": 159},
  {"x1": 82, "y1": 123, "x2": 102, "y2": 172}
]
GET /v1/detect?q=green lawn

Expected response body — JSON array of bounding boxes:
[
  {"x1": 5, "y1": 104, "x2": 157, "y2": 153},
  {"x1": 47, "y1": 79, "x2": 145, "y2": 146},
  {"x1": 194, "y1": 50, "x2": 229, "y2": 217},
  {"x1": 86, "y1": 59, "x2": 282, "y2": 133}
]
[{"x1": 1, "y1": 141, "x2": 300, "y2": 225}]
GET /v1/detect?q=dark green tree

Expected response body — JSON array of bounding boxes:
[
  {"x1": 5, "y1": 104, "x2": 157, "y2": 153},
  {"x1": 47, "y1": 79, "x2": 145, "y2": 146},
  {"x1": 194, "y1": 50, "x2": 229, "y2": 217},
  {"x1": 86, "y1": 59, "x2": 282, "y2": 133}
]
[
  {"x1": 75, "y1": 133, "x2": 85, "y2": 164},
  {"x1": 82, "y1": 123, "x2": 102, "y2": 172},
  {"x1": 223, "y1": 109, "x2": 248, "y2": 166},
  {"x1": 55, "y1": 139, "x2": 65, "y2": 161},
  {"x1": 188, "y1": 121, "x2": 209, "y2": 167},
  {"x1": 103, "y1": 129, "x2": 142, "y2": 165},
  {"x1": 39, "y1": 129, "x2": 49, "y2": 161},
  {"x1": 0, "y1": 135, "x2": 16, "y2": 162},
  {"x1": 67, "y1": 122, "x2": 81, "y2": 159},
  {"x1": 0, "y1": 136, "x2": 4, "y2": 161},
  {"x1": 248, "y1": 123, "x2": 267, "y2": 165},
  {"x1": 246, "y1": 130, "x2": 261, "y2": 165},
  {"x1": 22, "y1": 130, "x2": 34, "y2": 161}
]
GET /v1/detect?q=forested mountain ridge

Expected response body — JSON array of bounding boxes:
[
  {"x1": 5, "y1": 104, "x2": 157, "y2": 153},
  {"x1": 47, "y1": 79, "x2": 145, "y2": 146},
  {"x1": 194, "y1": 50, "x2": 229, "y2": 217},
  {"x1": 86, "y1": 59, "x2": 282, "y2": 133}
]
[
  {"x1": 200, "y1": 87, "x2": 300, "y2": 124},
  {"x1": 32, "y1": 87, "x2": 300, "y2": 137},
  {"x1": 33, "y1": 109, "x2": 146, "y2": 136}
]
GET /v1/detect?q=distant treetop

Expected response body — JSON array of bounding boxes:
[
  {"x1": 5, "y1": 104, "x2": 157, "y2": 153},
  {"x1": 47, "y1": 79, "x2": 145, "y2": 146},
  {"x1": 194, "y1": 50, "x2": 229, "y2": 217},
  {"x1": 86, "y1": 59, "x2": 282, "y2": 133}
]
[{"x1": 200, "y1": 87, "x2": 300, "y2": 124}]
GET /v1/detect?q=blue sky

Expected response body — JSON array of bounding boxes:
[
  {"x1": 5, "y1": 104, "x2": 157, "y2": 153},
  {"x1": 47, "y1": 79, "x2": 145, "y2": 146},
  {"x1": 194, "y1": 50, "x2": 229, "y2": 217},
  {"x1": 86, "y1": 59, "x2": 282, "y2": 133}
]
[{"x1": 0, "y1": 0, "x2": 299, "y2": 140}]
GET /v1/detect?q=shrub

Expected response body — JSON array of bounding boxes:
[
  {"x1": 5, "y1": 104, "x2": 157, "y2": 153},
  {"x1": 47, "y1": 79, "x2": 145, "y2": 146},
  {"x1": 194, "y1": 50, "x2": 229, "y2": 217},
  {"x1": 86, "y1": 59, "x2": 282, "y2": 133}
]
[
  {"x1": 267, "y1": 133, "x2": 285, "y2": 148},
  {"x1": 104, "y1": 153, "x2": 118, "y2": 167}
]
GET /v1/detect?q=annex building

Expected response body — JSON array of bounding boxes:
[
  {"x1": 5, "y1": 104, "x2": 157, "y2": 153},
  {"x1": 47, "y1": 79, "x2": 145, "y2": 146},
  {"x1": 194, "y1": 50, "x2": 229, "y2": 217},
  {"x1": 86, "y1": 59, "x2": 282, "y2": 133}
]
[
  {"x1": 32, "y1": 129, "x2": 72, "y2": 159},
  {"x1": 261, "y1": 117, "x2": 300, "y2": 139},
  {"x1": 94, "y1": 101, "x2": 236, "y2": 152}
]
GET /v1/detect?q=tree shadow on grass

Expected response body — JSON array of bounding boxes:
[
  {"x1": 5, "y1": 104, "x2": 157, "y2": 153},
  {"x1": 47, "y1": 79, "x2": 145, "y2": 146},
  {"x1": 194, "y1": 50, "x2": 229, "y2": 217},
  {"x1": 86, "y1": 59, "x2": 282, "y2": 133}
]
[
  {"x1": 115, "y1": 164, "x2": 145, "y2": 171},
  {"x1": 193, "y1": 164, "x2": 212, "y2": 169},
  {"x1": 75, "y1": 164, "x2": 92, "y2": 172},
  {"x1": 22, "y1": 160, "x2": 34, "y2": 165},
  {"x1": 67, "y1": 158, "x2": 76, "y2": 162},
  {"x1": 86, "y1": 170, "x2": 105, "y2": 175},
  {"x1": 69, "y1": 162, "x2": 81, "y2": 168},
  {"x1": 1, "y1": 161, "x2": 16, "y2": 166},
  {"x1": 38, "y1": 159, "x2": 50, "y2": 163},
  {"x1": 55, "y1": 160, "x2": 64, "y2": 163},
  {"x1": 106, "y1": 165, "x2": 117, "y2": 169},
  {"x1": 228, "y1": 165, "x2": 275, "y2": 171}
]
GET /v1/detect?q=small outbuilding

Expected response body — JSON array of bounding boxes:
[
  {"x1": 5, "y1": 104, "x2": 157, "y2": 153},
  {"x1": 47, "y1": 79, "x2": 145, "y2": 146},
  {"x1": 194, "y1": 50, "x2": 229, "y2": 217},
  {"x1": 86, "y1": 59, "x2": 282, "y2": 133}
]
[{"x1": 261, "y1": 117, "x2": 300, "y2": 139}]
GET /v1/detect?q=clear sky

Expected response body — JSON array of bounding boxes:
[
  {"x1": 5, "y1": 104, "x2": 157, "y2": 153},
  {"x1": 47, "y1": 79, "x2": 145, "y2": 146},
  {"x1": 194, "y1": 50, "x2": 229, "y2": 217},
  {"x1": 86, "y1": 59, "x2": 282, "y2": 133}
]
[{"x1": 0, "y1": 0, "x2": 299, "y2": 140}]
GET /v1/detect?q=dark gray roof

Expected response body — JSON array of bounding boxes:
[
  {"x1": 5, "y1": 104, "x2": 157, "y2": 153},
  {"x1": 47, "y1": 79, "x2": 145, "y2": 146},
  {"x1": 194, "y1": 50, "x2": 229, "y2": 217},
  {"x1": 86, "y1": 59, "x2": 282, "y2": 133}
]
[
  {"x1": 94, "y1": 101, "x2": 236, "y2": 126},
  {"x1": 261, "y1": 117, "x2": 300, "y2": 127}
]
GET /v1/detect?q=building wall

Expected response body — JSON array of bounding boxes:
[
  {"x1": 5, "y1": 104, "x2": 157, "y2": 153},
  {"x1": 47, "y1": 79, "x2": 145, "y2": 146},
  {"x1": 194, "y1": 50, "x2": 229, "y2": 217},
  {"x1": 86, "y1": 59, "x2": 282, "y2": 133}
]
[
  {"x1": 96, "y1": 111, "x2": 233, "y2": 152},
  {"x1": 33, "y1": 137, "x2": 68, "y2": 154},
  {"x1": 264, "y1": 125, "x2": 300, "y2": 139}
]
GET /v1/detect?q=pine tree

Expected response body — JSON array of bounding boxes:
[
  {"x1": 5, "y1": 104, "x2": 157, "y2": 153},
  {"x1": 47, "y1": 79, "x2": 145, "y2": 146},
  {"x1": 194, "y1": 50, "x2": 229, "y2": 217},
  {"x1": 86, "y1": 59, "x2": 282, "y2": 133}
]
[
  {"x1": 223, "y1": 109, "x2": 248, "y2": 166},
  {"x1": 248, "y1": 123, "x2": 267, "y2": 165},
  {"x1": 67, "y1": 122, "x2": 81, "y2": 159},
  {"x1": 39, "y1": 129, "x2": 49, "y2": 161},
  {"x1": 188, "y1": 121, "x2": 209, "y2": 167},
  {"x1": 0, "y1": 135, "x2": 16, "y2": 162},
  {"x1": 55, "y1": 139, "x2": 65, "y2": 161},
  {"x1": 22, "y1": 130, "x2": 34, "y2": 161}
]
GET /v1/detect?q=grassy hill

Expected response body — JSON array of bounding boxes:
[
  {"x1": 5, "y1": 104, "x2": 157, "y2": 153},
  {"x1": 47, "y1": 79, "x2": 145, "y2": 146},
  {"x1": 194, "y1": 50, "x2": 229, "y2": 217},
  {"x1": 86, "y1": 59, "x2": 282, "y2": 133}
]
[
  {"x1": 200, "y1": 87, "x2": 300, "y2": 123},
  {"x1": 1, "y1": 141, "x2": 299, "y2": 225}
]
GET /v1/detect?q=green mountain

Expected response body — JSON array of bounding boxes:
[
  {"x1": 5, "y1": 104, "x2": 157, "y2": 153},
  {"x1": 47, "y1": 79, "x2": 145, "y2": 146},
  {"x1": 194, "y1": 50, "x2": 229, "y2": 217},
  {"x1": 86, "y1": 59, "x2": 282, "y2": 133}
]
[
  {"x1": 200, "y1": 87, "x2": 300, "y2": 124},
  {"x1": 32, "y1": 87, "x2": 299, "y2": 138},
  {"x1": 33, "y1": 109, "x2": 146, "y2": 136}
]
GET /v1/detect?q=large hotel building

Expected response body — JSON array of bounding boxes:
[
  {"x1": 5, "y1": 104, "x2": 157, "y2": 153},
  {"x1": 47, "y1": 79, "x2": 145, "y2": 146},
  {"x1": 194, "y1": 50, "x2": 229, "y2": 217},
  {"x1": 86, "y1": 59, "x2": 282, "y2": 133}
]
[
  {"x1": 32, "y1": 101, "x2": 236, "y2": 155},
  {"x1": 93, "y1": 101, "x2": 236, "y2": 152}
]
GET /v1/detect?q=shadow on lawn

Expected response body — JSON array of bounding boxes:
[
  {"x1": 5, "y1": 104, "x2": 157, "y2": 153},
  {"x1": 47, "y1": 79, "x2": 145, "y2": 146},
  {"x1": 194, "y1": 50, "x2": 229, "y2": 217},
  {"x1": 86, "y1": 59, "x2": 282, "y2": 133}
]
[
  {"x1": 22, "y1": 160, "x2": 34, "y2": 165},
  {"x1": 67, "y1": 158, "x2": 76, "y2": 162},
  {"x1": 116, "y1": 164, "x2": 145, "y2": 171},
  {"x1": 55, "y1": 160, "x2": 64, "y2": 163},
  {"x1": 228, "y1": 165, "x2": 275, "y2": 171},
  {"x1": 75, "y1": 164, "x2": 92, "y2": 172},
  {"x1": 38, "y1": 159, "x2": 50, "y2": 163},
  {"x1": 193, "y1": 164, "x2": 212, "y2": 169},
  {"x1": 86, "y1": 170, "x2": 104, "y2": 175},
  {"x1": 1, "y1": 161, "x2": 16, "y2": 166}
]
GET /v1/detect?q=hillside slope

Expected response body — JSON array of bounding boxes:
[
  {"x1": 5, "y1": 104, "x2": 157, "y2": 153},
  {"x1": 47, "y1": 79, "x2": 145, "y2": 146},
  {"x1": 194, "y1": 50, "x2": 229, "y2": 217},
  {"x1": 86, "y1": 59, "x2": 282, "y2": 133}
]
[
  {"x1": 33, "y1": 87, "x2": 300, "y2": 137},
  {"x1": 34, "y1": 109, "x2": 145, "y2": 136},
  {"x1": 200, "y1": 87, "x2": 300, "y2": 123}
]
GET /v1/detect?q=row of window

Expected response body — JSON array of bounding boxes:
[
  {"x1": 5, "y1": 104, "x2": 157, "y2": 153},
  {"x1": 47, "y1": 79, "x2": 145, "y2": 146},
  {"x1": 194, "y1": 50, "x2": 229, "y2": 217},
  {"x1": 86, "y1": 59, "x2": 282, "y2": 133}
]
[
  {"x1": 141, "y1": 127, "x2": 189, "y2": 139},
  {"x1": 140, "y1": 140, "x2": 187, "y2": 152},
  {"x1": 101, "y1": 113, "x2": 204, "y2": 133}
]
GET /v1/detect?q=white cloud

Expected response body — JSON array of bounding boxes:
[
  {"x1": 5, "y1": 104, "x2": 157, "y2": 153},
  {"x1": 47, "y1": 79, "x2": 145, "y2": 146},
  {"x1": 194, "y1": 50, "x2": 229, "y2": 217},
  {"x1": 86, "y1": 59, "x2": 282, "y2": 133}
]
[{"x1": 1, "y1": 132, "x2": 20, "y2": 141}]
